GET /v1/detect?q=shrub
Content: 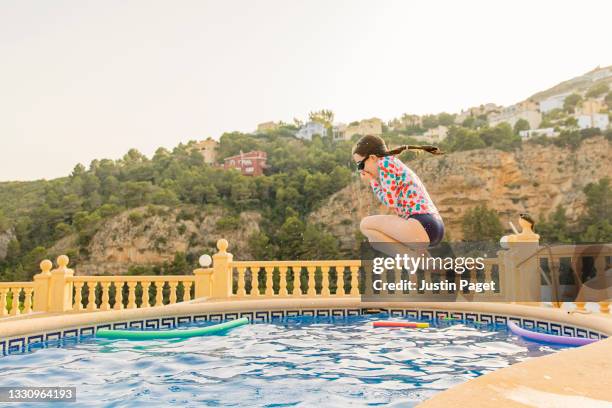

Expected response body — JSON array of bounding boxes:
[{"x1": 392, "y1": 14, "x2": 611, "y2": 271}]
[
  {"x1": 216, "y1": 215, "x2": 241, "y2": 231},
  {"x1": 128, "y1": 212, "x2": 144, "y2": 225}
]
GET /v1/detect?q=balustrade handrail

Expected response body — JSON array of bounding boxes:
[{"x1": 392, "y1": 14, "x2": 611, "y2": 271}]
[
  {"x1": 544, "y1": 243, "x2": 612, "y2": 254},
  {"x1": 68, "y1": 275, "x2": 197, "y2": 283},
  {"x1": 0, "y1": 282, "x2": 34, "y2": 289},
  {"x1": 515, "y1": 243, "x2": 612, "y2": 269},
  {"x1": 231, "y1": 260, "x2": 362, "y2": 268}
]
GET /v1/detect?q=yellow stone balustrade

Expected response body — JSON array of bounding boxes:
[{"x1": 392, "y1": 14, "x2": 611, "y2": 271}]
[
  {"x1": 0, "y1": 282, "x2": 35, "y2": 316},
  {"x1": 67, "y1": 275, "x2": 198, "y2": 311},
  {"x1": 229, "y1": 260, "x2": 362, "y2": 298},
  {"x1": 0, "y1": 233, "x2": 610, "y2": 316}
]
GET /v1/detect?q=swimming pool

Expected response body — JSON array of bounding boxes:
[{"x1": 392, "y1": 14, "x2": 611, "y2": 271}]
[{"x1": 0, "y1": 315, "x2": 568, "y2": 407}]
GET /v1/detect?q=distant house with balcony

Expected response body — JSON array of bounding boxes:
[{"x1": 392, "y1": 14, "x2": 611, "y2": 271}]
[
  {"x1": 296, "y1": 121, "x2": 327, "y2": 140},
  {"x1": 224, "y1": 150, "x2": 267, "y2": 176},
  {"x1": 192, "y1": 138, "x2": 219, "y2": 164}
]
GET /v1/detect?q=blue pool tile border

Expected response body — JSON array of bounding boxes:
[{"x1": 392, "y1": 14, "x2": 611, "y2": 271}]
[{"x1": 0, "y1": 307, "x2": 608, "y2": 356}]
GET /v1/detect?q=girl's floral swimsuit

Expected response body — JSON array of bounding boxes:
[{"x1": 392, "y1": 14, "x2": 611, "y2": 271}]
[{"x1": 369, "y1": 155, "x2": 445, "y2": 246}]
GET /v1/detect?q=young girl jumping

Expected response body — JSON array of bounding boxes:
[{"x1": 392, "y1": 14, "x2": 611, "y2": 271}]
[{"x1": 353, "y1": 135, "x2": 445, "y2": 252}]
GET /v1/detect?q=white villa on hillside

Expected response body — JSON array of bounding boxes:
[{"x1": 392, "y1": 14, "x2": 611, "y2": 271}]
[
  {"x1": 519, "y1": 128, "x2": 558, "y2": 139},
  {"x1": 539, "y1": 93, "x2": 571, "y2": 114},
  {"x1": 577, "y1": 113, "x2": 609, "y2": 130},
  {"x1": 296, "y1": 121, "x2": 327, "y2": 140}
]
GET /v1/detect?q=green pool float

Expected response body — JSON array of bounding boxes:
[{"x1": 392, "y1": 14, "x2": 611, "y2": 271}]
[{"x1": 96, "y1": 317, "x2": 249, "y2": 340}]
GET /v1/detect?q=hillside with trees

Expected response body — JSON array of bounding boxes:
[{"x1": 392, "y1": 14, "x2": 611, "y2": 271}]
[{"x1": 1, "y1": 108, "x2": 611, "y2": 281}]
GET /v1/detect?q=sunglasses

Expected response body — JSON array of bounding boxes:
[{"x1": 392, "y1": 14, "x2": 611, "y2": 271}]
[{"x1": 355, "y1": 157, "x2": 367, "y2": 171}]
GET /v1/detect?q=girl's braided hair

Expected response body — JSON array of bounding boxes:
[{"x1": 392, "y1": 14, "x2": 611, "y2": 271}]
[{"x1": 352, "y1": 134, "x2": 444, "y2": 157}]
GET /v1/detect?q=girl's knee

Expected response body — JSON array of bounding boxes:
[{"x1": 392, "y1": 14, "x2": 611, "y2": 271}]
[{"x1": 360, "y1": 216, "x2": 375, "y2": 233}]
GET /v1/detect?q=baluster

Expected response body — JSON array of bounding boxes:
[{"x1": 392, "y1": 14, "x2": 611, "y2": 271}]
[
  {"x1": 237, "y1": 267, "x2": 247, "y2": 296},
  {"x1": 169, "y1": 281, "x2": 178, "y2": 304},
  {"x1": 362, "y1": 263, "x2": 373, "y2": 297},
  {"x1": 265, "y1": 266, "x2": 274, "y2": 296},
  {"x1": 321, "y1": 266, "x2": 331, "y2": 296},
  {"x1": 295, "y1": 267, "x2": 303, "y2": 295},
  {"x1": 423, "y1": 269, "x2": 433, "y2": 293},
  {"x1": 483, "y1": 263, "x2": 494, "y2": 296},
  {"x1": 251, "y1": 268, "x2": 260, "y2": 296},
  {"x1": 9, "y1": 288, "x2": 20, "y2": 315},
  {"x1": 113, "y1": 283, "x2": 123, "y2": 310},
  {"x1": 409, "y1": 268, "x2": 419, "y2": 295},
  {"x1": 0, "y1": 289, "x2": 7, "y2": 316},
  {"x1": 184, "y1": 282, "x2": 193, "y2": 302},
  {"x1": 155, "y1": 281, "x2": 164, "y2": 306},
  {"x1": 470, "y1": 266, "x2": 479, "y2": 295},
  {"x1": 594, "y1": 255, "x2": 606, "y2": 279},
  {"x1": 484, "y1": 263, "x2": 493, "y2": 282},
  {"x1": 141, "y1": 281, "x2": 150, "y2": 308},
  {"x1": 567, "y1": 255, "x2": 586, "y2": 311},
  {"x1": 87, "y1": 283, "x2": 97, "y2": 311},
  {"x1": 379, "y1": 267, "x2": 389, "y2": 294},
  {"x1": 23, "y1": 288, "x2": 33, "y2": 314},
  {"x1": 350, "y1": 266, "x2": 360, "y2": 296},
  {"x1": 306, "y1": 267, "x2": 316, "y2": 296},
  {"x1": 548, "y1": 257, "x2": 561, "y2": 307},
  {"x1": 127, "y1": 282, "x2": 137, "y2": 308},
  {"x1": 74, "y1": 282, "x2": 84, "y2": 311},
  {"x1": 336, "y1": 266, "x2": 346, "y2": 296},
  {"x1": 594, "y1": 256, "x2": 608, "y2": 314},
  {"x1": 100, "y1": 282, "x2": 111, "y2": 310},
  {"x1": 279, "y1": 266, "x2": 288, "y2": 296}
]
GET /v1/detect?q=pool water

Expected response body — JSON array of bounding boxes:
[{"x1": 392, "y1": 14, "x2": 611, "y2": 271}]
[{"x1": 0, "y1": 315, "x2": 568, "y2": 407}]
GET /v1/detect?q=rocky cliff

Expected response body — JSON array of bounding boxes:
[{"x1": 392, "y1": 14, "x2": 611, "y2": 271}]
[
  {"x1": 310, "y1": 137, "x2": 611, "y2": 251},
  {"x1": 51, "y1": 206, "x2": 261, "y2": 275}
]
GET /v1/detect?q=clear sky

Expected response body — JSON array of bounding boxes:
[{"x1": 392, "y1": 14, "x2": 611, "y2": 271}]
[{"x1": 1, "y1": 0, "x2": 611, "y2": 181}]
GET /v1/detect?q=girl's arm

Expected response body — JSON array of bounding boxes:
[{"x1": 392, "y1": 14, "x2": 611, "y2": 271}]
[
  {"x1": 370, "y1": 178, "x2": 389, "y2": 206},
  {"x1": 369, "y1": 157, "x2": 401, "y2": 208}
]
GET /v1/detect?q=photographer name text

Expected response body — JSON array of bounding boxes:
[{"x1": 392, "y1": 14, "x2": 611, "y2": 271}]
[{"x1": 372, "y1": 279, "x2": 496, "y2": 293}]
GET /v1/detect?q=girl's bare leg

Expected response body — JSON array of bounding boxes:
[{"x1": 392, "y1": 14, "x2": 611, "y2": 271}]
[
  {"x1": 360, "y1": 215, "x2": 431, "y2": 271},
  {"x1": 360, "y1": 215, "x2": 429, "y2": 244}
]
